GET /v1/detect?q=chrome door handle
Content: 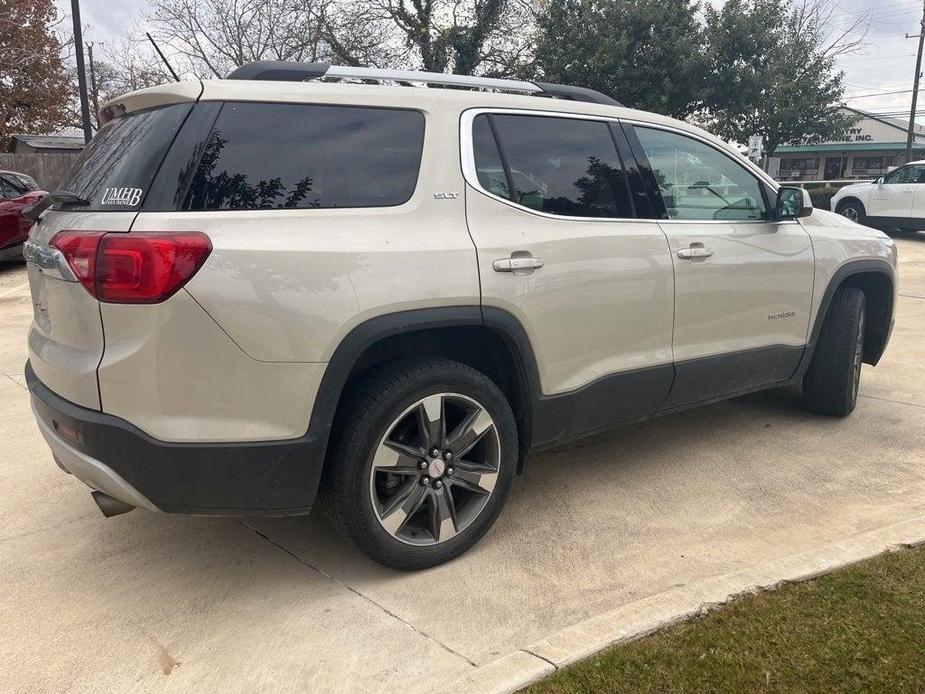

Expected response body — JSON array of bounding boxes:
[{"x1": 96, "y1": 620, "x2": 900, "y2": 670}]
[
  {"x1": 492, "y1": 255, "x2": 545, "y2": 272},
  {"x1": 677, "y1": 247, "x2": 713, "y2": 260}
]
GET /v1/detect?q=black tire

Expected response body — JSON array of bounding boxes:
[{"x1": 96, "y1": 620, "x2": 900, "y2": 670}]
[
  {"x1": 319, "y1": 358, "x2": 518, "y2": 570},
  {"x1": 802, "y1": 287, "x2": 866, "y2": 416},
  {"x1": 836, "y1": 199, "x2": 866, "y2": 225}
]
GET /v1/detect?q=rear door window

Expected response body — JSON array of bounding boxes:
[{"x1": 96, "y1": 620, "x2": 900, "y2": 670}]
[
  {"x1": 473, "y1": 113, "x2": 633, "y2": 219},
  {"x1": 182, "y1": 103, "x2": 425, "y2": 210},
  {"x1": 56, "y1": 103, "x2": 193, "y2": 211}
]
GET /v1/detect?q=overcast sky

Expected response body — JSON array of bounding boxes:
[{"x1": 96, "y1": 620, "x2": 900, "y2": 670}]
[{"x1": 59, "y1": 0, "x2": 925, "y2": 122}]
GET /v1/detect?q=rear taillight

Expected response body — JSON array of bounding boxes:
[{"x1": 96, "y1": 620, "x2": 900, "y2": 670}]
[{"x1": 50, "y1": 231, "x2": 212, "y2": 303}]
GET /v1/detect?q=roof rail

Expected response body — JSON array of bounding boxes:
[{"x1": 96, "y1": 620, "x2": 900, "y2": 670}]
[{"x1": 225, "y1": 62, "x2": 623, "y2": 107}]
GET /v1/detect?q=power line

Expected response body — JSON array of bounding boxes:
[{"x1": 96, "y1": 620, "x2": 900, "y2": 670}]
[{"x1": 845, "y1": 88, "x2": 919, "y2": 99}]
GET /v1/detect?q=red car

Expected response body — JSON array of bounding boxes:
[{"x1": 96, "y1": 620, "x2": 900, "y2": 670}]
[{"x1": 0, "y1": 171, "x2": 46, "y2": 261}]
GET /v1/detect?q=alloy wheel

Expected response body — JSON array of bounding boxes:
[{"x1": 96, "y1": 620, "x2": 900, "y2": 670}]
[
  {"x1": 368, "y1": 393, "x2": 500, "y2": 546},
  {"x1": 841, "y1": 206, "x2": 860, "y2": 222}
]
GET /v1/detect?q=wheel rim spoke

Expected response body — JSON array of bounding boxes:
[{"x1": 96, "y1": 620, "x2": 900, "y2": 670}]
[
  {"x1": 446, "y1": 406, "x2": 494, "y2": 458},
  {"x1": 415, "y1": 394, "x2": 445, "y2": 447},
  {"x1": 450, "y1": 463, "x2": 497, "y2": 495},
  {"x1": 379, "y1": 482, "x2": 428, "y2": 535},
  {"x1": 430, "y1": 489, "x2": 458, "y2": 542},
  {"x1": 373, "y1": 440, "x2": 423, "y2": 474}
]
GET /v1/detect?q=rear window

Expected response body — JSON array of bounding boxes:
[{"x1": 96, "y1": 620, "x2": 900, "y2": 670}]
[
  {"x1": 56, "y1": 103, "x2": 192, "y2": 211},
  {"x1": 183, "y1": 102, "x2": 425, "y2": 210}
]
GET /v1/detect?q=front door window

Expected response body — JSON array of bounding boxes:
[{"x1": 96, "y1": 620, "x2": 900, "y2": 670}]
[{"x1": 633, "y1": 126, "x2": 768, "y2": 221}]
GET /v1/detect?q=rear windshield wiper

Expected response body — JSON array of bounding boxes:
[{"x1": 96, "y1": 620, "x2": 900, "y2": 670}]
[{"x1": 23, "y1": 191, "x2": 91, "y2": 222}]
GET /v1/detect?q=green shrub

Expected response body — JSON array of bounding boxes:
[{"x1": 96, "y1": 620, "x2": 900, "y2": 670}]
[{"x1": 806, "y1": 185, "x2": 839, "y2": 211}]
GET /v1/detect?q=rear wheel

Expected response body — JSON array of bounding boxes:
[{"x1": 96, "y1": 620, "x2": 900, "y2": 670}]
[
  {"x1": 836, "y1": 199, "x2": 866, "y2": 224},
  {"x1": 802, "y1": 287, "x2": 866, "y2": 416},
  {"x1": 320, "y1": 358, "x2": 517, "y2": 569}
]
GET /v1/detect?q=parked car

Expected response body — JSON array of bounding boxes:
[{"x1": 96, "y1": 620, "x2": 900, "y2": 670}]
[
  {"x1": 23, "y1": 64, "x2": 897, "y2": 569},
  {"x1": 0, "y1": 170, "x2": 45, "y2": 261},
  {"x1": 832, "y1": 161, "x2": 925, "y2": 232}
]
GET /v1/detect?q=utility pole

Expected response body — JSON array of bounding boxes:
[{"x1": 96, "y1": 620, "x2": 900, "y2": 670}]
[
  {"x1": 87, "y1": 42, "x2": 100, "y2": 127},
  {"x1": 71, "y1": 0, "x2": 93, "y2": 144},
  {"x1": 905, "y1": 1, "x2": 925, "y2": 163}
]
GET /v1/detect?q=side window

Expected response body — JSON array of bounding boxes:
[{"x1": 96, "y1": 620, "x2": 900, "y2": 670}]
[
  {"x1": 885, "y1": 165, "x2": 925, "y2": 184},
  {"x1": 184, "y1": 103, "x2": 425, "y2": 210},
  {"x1": 634, "y1": 126, "x2": 768, "y2": 221},
  {"x1": 476, "y1": 114, "x2": 633, "y2": 218},
  {"x1": 472, "y1": 115, "x2": 510, "y2": 199}
]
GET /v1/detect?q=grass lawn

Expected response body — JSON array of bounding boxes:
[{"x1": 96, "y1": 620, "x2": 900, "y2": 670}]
[{"x1": 527, "y1": 545, "x2": 925, "y2": 693}]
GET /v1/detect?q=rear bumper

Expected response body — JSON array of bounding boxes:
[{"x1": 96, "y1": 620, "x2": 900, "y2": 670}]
[{"x1": 27, "y1": 361, "x2": 329, "y2": 515}]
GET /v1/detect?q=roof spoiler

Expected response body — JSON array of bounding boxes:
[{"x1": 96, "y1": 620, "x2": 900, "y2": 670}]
[{"x1": 225, "y1": 62, "x2": 623, "y2": 107}]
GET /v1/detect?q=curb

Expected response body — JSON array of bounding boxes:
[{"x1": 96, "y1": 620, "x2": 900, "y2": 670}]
[{"x1": 440, "y1": 515, "x2": 925, "y2": 694}]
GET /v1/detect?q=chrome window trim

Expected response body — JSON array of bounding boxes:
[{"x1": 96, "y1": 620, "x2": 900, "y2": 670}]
[{"x1": 460, "y1": 107, "x2": 789, "y2": 226}]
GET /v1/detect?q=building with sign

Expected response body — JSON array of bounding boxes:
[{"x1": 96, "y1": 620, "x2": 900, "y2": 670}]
[{"x1": 767, "y1": 107, "x2": 925, "y2": 182}]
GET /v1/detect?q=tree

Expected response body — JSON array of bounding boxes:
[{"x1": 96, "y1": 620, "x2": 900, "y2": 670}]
[
  {"x1": 369, "y1": 0, "x2": 530, "y2": 75},
  {"x1": 0, "y1": 0, "x2": 73, "y2": 146},
  {"x1": 530, "y1": 0, "x2": 706, "y2": 118},
  {"x1": 147, "y1": 0, "x2": 400, "y2": 78},
  {"x1": 147, "y1": 0, "x2": 526, "y2": 78},
  {"x1": 702, "y1": 0, "x2": 864, "y2": 156}
]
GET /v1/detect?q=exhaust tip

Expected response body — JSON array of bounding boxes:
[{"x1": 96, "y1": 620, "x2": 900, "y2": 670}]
[{"x1": 91, "y1": 490, "x2": 136, "y2": 518}]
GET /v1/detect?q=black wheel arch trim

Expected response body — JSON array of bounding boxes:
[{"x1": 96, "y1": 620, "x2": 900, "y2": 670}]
[
  {"x1": 308, "y1": 306, "x2": 545, "y2": 452},
  {"x1": 795, "y1": 258, "x2": 895, "y2": 376}
]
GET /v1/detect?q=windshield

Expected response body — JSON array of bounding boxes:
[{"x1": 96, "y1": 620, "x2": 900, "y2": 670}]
[{"x1": 55, "y1": 103, "x2": 192, "y2": 211}]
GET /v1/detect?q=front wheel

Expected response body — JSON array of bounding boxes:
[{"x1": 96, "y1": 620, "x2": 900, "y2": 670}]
[
  {"x1": 803, "y1": 287, "x2": 866, "y2": 416},
  {"x1": 836, "y1": 200, "x2": 866, "y2": 225},
  {"x1": 320, "y1": 358, "x2": 518, "y2": 569}
]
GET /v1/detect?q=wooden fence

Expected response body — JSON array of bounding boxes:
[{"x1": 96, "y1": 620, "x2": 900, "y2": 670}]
[{"x1": 0, "y1": 153, "x2": 81, "y2": 190}]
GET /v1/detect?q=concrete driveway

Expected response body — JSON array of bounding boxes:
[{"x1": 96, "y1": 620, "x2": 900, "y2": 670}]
[{"x1": 2, "y1": 235, "x2": 924, "y2": 693}]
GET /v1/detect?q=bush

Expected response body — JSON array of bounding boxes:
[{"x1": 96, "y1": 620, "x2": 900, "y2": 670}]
[
  {"x1": 805, "y1": 185, "x2": 839, "y2": 211},
  {"x1": 796, "y1": 182, "x2": 862, "y2": 211}
]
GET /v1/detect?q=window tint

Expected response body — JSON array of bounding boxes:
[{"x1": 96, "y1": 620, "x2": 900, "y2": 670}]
[
  {"x1": 184, "y1": 103, "x2": 424, "y2": 210},
  {"x1": 634, "y1": 127, "x2": 768, "y2": 221},
  {"x1": 472, "y1": 115, "x2": 510, "y2": 199},
  {"x1": 485, "y1": 114, "x2": 632, "y2": 218},
  {"x1": 885, "y1": 164, "x2": 925, "y2": 184},
  {"x1": 57, "y1": 103, "x2": 192, "y2": 211}
]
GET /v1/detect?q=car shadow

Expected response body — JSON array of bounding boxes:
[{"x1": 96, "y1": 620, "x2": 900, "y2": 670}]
[{"x1": 232, "y1": 383, "x2": 813, "y2": 578}]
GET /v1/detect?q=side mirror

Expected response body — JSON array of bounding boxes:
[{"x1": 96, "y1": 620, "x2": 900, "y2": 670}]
[
  {"x1": 775, "y1": 186, "x2": 813, "y2": 220},
  {"x1": 876, "y1": 177, "x2": 885, "y2": 185}
]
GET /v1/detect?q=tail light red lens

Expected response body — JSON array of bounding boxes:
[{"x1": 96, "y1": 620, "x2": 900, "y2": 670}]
[
  {"x1": 48, "y1": 231, "x2": 104, "y2": 296},
  {"x1": 50, "y1": 231, "x2": 212, "y2": 303}
]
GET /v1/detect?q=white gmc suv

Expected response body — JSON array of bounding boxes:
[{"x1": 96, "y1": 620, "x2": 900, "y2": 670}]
[{"x1": 24, "y1": 63, "x2": 897, "y2": 569}]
